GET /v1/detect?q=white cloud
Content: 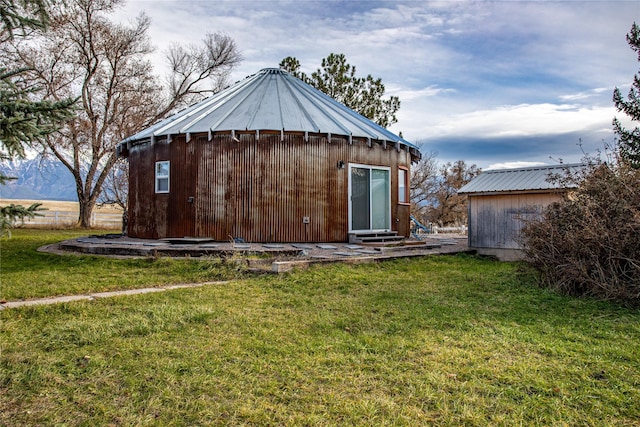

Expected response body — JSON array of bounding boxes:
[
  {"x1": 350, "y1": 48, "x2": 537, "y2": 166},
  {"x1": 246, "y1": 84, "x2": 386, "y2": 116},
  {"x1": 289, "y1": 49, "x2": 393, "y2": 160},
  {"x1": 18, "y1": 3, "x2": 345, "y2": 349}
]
[
  {"x1": 387, "y1": 84, "x2": 455, "y2": 100},
  {"x1": 394, "y1": 102, "x2": 617, "y2": 142},
  {"x1": 559, "y1": 87, "x2": 612, "y2": 102},
  {"x1": 112, "y1": 0, "x2": 638, "y2": 166},
  {"x1": 487, "y1": 161, "x2": 548, "y2": 170}
]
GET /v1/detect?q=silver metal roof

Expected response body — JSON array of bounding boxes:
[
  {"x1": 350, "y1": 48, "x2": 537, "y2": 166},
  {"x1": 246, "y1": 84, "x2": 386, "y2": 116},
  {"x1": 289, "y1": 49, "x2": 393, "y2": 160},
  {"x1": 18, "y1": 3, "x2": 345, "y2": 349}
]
[
  {"x1": 121, "y1": 68, "x2": 419, "y2": 151},
  {"x1": 458, "y1": 163, "x2": 586, "y2": 194}
]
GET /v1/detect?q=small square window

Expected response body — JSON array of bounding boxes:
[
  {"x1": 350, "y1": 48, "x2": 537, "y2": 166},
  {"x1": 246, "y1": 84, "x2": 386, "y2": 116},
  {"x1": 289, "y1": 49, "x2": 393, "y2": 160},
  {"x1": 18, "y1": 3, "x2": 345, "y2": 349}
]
[{"x1": 155, "y1": 161, "x2": 170, "y2": 193}]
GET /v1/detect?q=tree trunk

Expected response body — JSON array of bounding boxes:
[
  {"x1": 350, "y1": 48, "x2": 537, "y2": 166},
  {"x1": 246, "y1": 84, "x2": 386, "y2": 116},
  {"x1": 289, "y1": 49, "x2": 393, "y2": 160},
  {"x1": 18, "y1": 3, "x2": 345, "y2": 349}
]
[{"x1": 77, "y1": 198, "x2": 94, "y2": 228}]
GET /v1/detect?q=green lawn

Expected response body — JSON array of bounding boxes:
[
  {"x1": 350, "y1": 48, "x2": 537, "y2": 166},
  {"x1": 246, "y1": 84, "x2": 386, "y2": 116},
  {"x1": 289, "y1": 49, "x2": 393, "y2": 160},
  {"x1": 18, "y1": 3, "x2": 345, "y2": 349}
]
[
  {"x1": 0, "y1": 229, "x2": 249, "y2": 300},
  {"x1": 1, "y1": 230, "x2": 639, "y2": 426}
]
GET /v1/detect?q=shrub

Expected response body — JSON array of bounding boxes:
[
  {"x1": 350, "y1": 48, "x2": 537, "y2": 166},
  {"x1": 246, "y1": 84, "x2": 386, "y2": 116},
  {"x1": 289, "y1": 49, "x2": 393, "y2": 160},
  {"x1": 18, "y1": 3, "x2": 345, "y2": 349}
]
[{"x1": 521, "y1": 160, "x2": 640, "y2": 305}]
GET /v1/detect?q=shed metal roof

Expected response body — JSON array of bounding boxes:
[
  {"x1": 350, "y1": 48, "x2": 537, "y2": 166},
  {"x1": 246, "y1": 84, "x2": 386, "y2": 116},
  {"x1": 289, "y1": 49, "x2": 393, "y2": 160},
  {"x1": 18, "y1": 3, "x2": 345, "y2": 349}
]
[
  {"x1": 121, "y1": 68, "x2": 419, "y2": 152},
  {"x1": 458, "y1": 163, "x2": 586, "y2": 194}
]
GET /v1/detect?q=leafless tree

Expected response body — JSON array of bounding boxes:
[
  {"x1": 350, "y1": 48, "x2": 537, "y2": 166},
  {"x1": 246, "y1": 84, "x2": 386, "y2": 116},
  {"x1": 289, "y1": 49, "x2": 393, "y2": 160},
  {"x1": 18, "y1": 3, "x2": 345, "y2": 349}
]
[
  {"x1": 434, "y1": 160, "x2": 480, "y2": 226},
  {"x1": 5, "y1": 0, "x2": 242, "y2": 228},
  {"x1": 409, "y1": 152, "x2": 480, "y2": 227},
  {"x1": 409, "y1": 149, "x2": 439, "y2": 224},
  {"x1": 163, "y1": 32, "x2": 241, "y2": 112},
  {"x1": 97, "y1": 157, "x2": 127, "y2": 232},
  {"x1": 428, "y1": 160, "x2": 480, "y2": 227}
]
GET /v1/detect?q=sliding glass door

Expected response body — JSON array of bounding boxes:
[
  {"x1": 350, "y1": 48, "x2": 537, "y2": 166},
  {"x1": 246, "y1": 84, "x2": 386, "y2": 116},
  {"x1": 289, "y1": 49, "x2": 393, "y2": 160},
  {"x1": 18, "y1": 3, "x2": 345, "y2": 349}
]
[{"x1": 349, "y1": 164, "x2": 390, "y2": 232}]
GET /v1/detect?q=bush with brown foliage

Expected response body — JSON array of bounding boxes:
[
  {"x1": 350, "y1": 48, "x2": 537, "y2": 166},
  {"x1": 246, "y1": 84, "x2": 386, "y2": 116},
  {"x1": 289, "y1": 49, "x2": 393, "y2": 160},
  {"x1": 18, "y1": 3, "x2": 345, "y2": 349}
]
[{"x1": 520, "y1": 160, "x2": 640, "y2": 306}]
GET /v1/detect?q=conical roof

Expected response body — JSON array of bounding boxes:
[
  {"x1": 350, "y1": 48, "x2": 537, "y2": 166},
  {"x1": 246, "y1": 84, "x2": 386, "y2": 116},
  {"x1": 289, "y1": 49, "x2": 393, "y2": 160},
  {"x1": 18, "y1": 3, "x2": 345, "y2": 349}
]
[{"x1": 121, "y1": 68, "x2": 419, "y2": 153}]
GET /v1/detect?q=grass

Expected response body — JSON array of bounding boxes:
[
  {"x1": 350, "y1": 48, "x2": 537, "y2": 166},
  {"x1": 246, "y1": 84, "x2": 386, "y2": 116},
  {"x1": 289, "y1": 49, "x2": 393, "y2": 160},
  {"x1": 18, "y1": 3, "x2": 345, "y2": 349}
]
[
  {"x1": 0, "y1": 229, "x2": 250, "y2": 300},
  {"x1": 1, "y1": 230, "x2": 639, "y2": 425}
]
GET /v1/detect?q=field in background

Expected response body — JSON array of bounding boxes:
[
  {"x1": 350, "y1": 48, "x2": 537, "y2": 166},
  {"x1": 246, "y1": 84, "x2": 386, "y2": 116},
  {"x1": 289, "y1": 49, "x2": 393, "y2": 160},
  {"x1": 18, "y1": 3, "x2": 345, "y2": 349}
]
[
  {"x1": 0, "y1": 199, "x2": 123, "y2": 213},
  {"x1": 0, "y1": 198, "x2": 123, "y2": 229}
]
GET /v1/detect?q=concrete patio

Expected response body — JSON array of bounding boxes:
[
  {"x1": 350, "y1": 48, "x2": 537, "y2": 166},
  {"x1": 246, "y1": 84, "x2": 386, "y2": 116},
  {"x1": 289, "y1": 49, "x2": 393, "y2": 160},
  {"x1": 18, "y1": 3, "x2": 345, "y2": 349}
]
[{"x1": 41, "y1": 233, "x2": 471, "y2": 273}]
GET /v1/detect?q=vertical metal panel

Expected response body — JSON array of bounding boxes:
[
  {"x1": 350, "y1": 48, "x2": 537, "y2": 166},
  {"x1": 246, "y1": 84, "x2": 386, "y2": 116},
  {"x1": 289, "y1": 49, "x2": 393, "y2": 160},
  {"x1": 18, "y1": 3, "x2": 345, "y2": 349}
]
[
  {"x1": 154, "y1": 142, "x2": 171, "y2": 238},
  {"x1": 468, "y1": 192, "x2": 563, "y2": 249},
  {"x1": 128, "y1": 132, "x2": 412, "y2": 242},
  {"x1": 127, "y1": 141, "x2": 170, "y2": 239},
  {"x1": 167, "y1": 135, "x2": 197, "y2": 237}
]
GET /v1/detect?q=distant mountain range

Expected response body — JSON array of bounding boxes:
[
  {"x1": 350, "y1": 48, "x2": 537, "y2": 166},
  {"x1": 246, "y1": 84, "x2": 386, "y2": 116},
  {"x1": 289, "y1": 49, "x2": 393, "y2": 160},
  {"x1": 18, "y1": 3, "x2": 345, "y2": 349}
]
[{"x1": 0, "y1": 157, "x2": 77, "y2": 201}]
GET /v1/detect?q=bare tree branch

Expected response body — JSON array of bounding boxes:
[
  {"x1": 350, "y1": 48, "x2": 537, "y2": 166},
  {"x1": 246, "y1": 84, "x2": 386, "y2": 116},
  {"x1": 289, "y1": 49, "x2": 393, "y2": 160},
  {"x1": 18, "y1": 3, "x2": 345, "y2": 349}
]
[{"x1": 5, "y1": 0, "x2": 241, "y2": 227}]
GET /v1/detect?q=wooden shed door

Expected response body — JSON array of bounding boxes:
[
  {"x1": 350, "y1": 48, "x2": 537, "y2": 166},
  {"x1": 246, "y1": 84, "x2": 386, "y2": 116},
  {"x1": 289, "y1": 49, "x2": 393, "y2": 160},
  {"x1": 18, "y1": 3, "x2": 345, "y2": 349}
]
[{"x1": 349, "y1": 164, "x2": 391, "y2": 232}]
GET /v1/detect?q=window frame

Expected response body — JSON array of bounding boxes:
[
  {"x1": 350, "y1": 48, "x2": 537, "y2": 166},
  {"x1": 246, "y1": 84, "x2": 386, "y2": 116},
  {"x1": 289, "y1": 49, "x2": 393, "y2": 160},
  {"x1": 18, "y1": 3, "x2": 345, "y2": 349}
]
[
  {"x1": 155, "y1": 160, "x2": 170, "y2": 194},
  {"x1": 398, "y1": 166, "x2": 409, "y2": 205},
  {"x1": 348, "y1": 163, "x2": 392, "y2": 232}
]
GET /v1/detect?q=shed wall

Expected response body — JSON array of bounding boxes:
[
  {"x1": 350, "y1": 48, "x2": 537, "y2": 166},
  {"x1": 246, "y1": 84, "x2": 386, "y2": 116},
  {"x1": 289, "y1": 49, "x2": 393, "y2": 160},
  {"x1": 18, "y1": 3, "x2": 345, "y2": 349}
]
[
  {"x1": 467, "y1": 192, "x2": 562, "y2": 249},
  {"x1": 127, "y1": 133, "x2": 412, "y2": 242}
]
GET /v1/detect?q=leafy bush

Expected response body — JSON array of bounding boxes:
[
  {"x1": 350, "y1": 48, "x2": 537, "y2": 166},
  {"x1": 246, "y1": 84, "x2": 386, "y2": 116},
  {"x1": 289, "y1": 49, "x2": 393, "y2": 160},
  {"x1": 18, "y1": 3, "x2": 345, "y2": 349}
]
[{"x1": 521, "y1": 160, "x2": 640, "y2": 305}]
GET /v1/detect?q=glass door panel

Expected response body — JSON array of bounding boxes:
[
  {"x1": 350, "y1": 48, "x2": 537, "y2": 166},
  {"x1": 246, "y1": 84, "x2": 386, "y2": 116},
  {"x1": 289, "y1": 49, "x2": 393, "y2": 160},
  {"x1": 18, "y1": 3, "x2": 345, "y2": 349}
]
[
  {"x1": 371, "y1": 169, "x2": 390, "y2": 230},
  {"x1": 351, "y1": 167, "x2": 370, "y2": 230},
  {"x1": 349, "y1": 165, "x2": 390, "y2": 232}
]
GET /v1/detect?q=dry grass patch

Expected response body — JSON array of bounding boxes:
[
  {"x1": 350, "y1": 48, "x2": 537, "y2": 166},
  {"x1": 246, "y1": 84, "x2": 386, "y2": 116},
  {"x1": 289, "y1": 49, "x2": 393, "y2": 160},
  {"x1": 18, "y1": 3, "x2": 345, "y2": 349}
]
[{"x1": 0, "y1": 199, "x2": 123, "y2": 214}]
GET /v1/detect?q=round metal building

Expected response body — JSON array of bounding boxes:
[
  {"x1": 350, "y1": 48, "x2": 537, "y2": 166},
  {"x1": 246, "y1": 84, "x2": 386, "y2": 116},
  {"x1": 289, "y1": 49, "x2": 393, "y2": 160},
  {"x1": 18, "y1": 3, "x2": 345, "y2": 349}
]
[{"x1": 117, "y1": 68, "x2": 421, "y2": 243}]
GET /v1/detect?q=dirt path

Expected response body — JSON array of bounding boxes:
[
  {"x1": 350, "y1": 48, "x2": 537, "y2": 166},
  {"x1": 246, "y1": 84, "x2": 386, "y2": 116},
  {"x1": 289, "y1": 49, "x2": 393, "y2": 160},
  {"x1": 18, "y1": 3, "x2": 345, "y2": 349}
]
[{"x1": 0, "y1": 281, "x2": 228, "y2": 310}]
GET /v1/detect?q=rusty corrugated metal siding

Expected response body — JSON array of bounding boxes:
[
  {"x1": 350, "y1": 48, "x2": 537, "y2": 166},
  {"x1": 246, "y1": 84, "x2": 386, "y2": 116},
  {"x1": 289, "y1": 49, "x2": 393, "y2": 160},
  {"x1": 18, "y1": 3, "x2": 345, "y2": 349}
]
[{"x1": 127, "y1": 132, "x2": 412, "y2": 242}]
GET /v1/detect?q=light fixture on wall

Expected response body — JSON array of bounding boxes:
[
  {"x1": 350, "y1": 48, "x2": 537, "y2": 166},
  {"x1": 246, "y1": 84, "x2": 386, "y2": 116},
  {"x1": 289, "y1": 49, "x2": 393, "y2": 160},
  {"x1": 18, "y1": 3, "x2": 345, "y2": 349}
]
[{"x1": 337, "y1": 160, "x2": 345, "y2": 169}]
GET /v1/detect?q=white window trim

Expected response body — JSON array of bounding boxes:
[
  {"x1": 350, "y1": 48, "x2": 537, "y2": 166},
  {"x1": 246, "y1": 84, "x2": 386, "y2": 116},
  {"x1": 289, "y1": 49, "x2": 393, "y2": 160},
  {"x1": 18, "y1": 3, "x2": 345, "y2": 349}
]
[
  {"x1": 155, "y1": 160, "x2": 170, "y2": 194},
  {"x1": 348, "y1": 163, "x2": 392, "y2": 233},
  {"x1": 398, "y1": 167, "x2": 409, "y2": 204}
]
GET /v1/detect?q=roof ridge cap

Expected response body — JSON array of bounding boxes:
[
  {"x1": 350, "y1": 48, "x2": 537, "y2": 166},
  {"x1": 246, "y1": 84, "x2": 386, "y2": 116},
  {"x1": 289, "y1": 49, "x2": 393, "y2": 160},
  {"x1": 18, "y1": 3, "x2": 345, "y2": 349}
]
[{"x1": 484, "y1": 163, "x2": 586, "y2": 173}]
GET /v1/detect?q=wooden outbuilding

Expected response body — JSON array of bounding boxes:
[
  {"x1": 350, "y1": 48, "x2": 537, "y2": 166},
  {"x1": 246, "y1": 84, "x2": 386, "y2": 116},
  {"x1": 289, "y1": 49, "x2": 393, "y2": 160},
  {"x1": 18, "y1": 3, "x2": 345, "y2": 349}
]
[
  {"x1": 457, "y1": 164, "x2": 584, "y2": 260},
  {"x1": 117, "y1": 68, "x2": 421, "y2": 242}
]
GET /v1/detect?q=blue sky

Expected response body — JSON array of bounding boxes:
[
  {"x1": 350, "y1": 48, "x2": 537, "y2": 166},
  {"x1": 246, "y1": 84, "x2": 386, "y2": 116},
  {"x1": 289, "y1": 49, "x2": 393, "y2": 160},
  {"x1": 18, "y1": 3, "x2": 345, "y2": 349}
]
[{"x1": 115, "y1": 0, "x2": 639, "y2": 169}]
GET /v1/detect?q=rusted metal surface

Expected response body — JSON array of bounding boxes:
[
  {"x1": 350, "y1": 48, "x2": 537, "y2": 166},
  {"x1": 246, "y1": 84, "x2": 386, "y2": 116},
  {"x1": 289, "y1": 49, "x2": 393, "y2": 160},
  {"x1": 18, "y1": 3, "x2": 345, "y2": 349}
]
[{"x1": 127, "y1": 133, "x2": 413, "y2": 242}]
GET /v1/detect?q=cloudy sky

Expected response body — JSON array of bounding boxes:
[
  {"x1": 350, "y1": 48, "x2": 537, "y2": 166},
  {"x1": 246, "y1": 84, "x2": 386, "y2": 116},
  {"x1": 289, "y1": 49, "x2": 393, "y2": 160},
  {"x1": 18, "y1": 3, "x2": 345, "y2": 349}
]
[{"x1": 115, "y1": 0, "x2": 638, "y2": 169}]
